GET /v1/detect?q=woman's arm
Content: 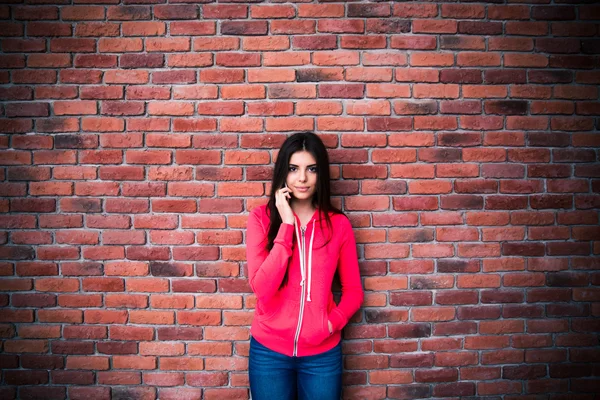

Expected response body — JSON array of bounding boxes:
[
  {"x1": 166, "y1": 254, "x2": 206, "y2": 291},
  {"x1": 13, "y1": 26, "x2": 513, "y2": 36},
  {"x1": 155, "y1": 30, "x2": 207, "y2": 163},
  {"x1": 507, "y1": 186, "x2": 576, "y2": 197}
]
[
  {"x1": 328, "y1": 217, "x2": 364, "y2": 332},
  {"x1": 246, "y1": 209, "x2": 294, "y2": 303}
]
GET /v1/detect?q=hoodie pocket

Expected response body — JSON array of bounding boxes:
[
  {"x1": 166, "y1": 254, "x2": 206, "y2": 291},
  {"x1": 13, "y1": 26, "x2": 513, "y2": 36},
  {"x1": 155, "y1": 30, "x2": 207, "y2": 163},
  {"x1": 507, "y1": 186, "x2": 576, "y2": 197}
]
[
  {"x1": 301, "y1": 306, "x2": 331, "y2": 346},
  {"x1": 258, "y1": 300, "x2": 298, "y2": 340}
]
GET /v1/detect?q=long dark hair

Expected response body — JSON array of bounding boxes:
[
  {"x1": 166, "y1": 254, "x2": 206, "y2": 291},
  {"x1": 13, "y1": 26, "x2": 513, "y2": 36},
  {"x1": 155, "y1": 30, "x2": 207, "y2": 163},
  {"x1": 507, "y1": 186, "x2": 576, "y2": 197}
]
[{"x1": 265, "y1": 132, "x2": 343, "y2": 288}]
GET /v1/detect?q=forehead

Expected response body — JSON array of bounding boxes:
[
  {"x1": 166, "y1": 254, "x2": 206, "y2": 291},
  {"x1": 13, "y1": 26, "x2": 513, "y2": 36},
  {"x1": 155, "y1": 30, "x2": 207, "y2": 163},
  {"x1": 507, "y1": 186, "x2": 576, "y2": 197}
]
[{"x1": 289, "y1": 150, "x2": 316, "y2": 165}]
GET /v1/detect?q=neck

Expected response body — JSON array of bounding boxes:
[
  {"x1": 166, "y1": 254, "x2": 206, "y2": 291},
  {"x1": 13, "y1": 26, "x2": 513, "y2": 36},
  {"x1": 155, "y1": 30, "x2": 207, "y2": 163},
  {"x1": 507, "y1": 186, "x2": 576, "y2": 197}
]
[{"x1": 291, "y1": 198, "x2": 315, "y2": 215}]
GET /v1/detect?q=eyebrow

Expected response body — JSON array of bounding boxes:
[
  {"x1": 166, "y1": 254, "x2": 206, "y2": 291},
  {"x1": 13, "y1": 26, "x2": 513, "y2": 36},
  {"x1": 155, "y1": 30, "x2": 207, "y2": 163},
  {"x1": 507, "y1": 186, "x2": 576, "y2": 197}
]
[{"x1": 289, "y1": 164, "x2": 317, "y2": 167}]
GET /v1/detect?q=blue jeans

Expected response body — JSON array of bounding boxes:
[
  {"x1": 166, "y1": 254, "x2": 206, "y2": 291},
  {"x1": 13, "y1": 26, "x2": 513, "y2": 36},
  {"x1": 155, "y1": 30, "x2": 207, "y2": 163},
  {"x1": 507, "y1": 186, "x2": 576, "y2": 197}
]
[{"x1": 249, "y1": 336, "x2": 343, "y2": 400}]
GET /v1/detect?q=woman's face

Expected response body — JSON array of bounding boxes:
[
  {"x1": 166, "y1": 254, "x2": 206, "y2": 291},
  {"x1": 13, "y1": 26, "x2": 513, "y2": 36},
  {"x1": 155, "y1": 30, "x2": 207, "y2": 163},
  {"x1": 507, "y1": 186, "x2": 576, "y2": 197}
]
[{"x1": 286, "y1": 150, "x2": 318, "y2": 202}]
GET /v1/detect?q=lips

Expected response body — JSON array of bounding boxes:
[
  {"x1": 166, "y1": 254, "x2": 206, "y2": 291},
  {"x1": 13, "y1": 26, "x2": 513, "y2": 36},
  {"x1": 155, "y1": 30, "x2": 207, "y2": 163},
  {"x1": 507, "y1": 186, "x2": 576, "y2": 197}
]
[{"x1": 295, "y1": 187, "x2": 310, "y2": 192}]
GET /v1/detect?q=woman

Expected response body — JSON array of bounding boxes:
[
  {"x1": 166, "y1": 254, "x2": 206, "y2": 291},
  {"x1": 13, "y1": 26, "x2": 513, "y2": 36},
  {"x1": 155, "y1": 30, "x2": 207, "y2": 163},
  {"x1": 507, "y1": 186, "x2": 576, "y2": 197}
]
[{"x1": 246, "y1": 132, "x2": 364, "y2": 400}]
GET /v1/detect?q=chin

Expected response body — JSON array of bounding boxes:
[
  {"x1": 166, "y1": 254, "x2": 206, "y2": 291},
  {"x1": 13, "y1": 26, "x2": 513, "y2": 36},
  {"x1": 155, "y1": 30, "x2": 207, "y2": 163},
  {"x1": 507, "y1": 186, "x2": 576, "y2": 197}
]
[{"x1": 293, "y1": 192, "x2": 313, "y2": 200}]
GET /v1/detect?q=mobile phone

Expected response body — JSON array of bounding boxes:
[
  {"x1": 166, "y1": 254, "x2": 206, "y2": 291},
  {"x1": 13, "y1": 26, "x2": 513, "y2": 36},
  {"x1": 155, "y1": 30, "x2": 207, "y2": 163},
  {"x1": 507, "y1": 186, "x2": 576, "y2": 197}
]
[{"x1": 283, "y1": 183, "x2": 292, "y2": 201}]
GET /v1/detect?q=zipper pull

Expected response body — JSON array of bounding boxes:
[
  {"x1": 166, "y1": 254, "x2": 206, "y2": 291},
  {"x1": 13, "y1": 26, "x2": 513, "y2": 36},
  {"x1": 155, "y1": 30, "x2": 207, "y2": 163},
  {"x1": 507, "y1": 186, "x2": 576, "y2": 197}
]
[{"x1": 301, "y1": 227, "x2": 305, "y2": 236}]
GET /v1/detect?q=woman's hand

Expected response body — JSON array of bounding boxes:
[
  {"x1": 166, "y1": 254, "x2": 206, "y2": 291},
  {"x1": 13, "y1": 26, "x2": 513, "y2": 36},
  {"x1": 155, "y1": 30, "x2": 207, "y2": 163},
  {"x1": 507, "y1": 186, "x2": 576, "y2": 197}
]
[
  {"x1": 328, "y1": 320, "x2": 333, "y2": 334},
  {"x1": 276, "y1": 184, "x2": 294, "y2": 225}
]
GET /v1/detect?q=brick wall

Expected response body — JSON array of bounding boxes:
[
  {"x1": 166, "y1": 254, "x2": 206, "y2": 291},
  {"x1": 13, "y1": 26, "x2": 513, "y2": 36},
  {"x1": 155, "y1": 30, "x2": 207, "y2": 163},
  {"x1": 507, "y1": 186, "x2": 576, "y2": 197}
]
[{"x1": 1, "y1": 1, "x2": 599, "y2": 399}]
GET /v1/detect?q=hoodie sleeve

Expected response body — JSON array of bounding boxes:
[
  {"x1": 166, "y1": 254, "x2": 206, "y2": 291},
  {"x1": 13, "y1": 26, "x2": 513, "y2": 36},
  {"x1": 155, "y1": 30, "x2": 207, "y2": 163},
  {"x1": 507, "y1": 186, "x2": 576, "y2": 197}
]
[
  {"x1": 328, "y1": 216, "x2": 364, "y2": 332},
  {"x1": 246, "y1": 207, "x2": 294, "y2": 303}
]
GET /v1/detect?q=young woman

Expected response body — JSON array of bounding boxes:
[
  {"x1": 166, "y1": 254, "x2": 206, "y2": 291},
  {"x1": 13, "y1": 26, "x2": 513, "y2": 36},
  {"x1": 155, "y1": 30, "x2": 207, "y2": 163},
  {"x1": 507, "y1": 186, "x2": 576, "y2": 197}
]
[{"x1": 246, "y1": 132, "x2": 364, "y2": 400}]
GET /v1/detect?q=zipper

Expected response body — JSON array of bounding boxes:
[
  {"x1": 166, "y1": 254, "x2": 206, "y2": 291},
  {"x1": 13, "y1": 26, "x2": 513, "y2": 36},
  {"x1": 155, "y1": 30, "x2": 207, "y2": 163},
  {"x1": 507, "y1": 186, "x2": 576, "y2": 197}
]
[{"x1": 293, "y1": 225, "x2": 307, "y2": 357}]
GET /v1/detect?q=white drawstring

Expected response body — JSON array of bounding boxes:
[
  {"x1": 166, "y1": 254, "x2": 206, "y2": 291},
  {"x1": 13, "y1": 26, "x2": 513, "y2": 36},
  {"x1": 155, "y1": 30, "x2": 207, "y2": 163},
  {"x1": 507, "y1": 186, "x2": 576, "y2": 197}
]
[
  {"x1": 307, "y1": 219, "x2": 315, "y2": 302},
  {"x1": 293, "y1": 221, "x2": 305, "y2": 290},
  {"x1": 294, "y1": 218, "x2": 316, "y2": 302}
]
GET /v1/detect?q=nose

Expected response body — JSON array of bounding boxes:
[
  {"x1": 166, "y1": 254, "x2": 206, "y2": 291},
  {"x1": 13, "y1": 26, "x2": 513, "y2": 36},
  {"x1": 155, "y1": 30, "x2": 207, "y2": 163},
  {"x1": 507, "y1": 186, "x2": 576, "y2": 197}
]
[{"x1": 298, "y1": 168, "x2": 307, "y2": 182}]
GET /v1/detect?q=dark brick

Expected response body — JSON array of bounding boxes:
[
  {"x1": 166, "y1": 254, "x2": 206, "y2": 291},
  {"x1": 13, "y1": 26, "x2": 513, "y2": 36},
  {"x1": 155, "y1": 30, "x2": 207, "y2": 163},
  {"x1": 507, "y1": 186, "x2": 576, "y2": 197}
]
[
  {"x1": 481, "y1": 290, "x2": 524, "y2": 304},
  {"x1": 536, "y1": 38, "x2": 581, "y2": 54},
  {"x1": 388, "y1": 323, "x2": 431, "y2": 338},
  {"x1": 528, "y1": 132, "x2": 570, "y2": 147},
  {"x1": 120, "y1": 54, "x2": 164, "y2": 68},
  {"x1": 532, "y1": 6, "x2": 576, "y2": 21},
  {"x1": 4, "y1": 370, "x2": 48, "y2": 385},
  {"x1": 21, "y1": 355, "x2": 64, "y2": 370},
  {"x1": 458, "y1": 21, "x2": 502, "y2": 35},
  {"x1": 457, "y1": 305, "x2": 502, "y2": 320},
  {"x1": 394, "y1": 101, "x2": 437, "y2": 115},
  {"x1": 433, "y1": 382, "x2": 475, "y2": 397},
  {"x1": 365, "y1": 309, "x2": 408, "y2": 323},
  {"x1": 52, "y1": 370, "x2": 95, "y2": 385},
  {"x1": 0, "y1": 355, "x2": 19, "y2": 369},
  {"x1": 367, "y1": 117, "x2": 411, "y2": 131},
  {"x1": 440, "y1": 69, "x2": 482, "y2": 84},
  {"x1": 97, "y1": 341, "x2": 138, "y2": 355},
  {"x1": 415, "y1": 368, "x2": 458, "y2": 383},
  {"x1": 528, "y1": 70, "x2": 572, "y2": 83},
  {"x1": 485, "y1": 100, "x2": 528, "y2": 115},
  {"x1": 440, "y1": 36, "x2": 483, "y2": 50},
  {"x1": 154, "y1": 5, "x2": 198, "y2": 20},
  {"x1": 503, "y1": 365, "x2": 547, "y2": 380},
  {"x1": 51, "y1": 341, "x2": 94, "y2": 355},
  {"x1": 61, "y1": 198, "x2": 102, "y2": 213},
  {"x1": 366, "y1": 19, "x2": 410, "y2": 34},
  {"x1": 546, "y1": 304, "x2": 589, "y2": 317},
  {"x1": 440, "y1": 100, "x2": 481, "y2": 115},
  {"x1": 150, "y1": 262, "x2": 192, "y2": 277},
  {"x1": 293, "y1": 35, "x2": 337, "y2": 50},
  {"x1": 550, "y1": 364, "x2": 593, "y2": 378},
  {"x1": 111, "y1": 387, "x2": 156, "y2": 400},
  {"x1": 441, "y1": 195, "x2": 483, "y2": 210},
  {"x1": 12, "y1": 293, "x2": 56, "y2": 308},
  {"x1": 348, "y1": 4, "x2": 390, "y2": 17},
  {"x1": 436, "y1": 291, "x2": 479, "y2": 305},
  {"x1": 20, "y1": 386, "x2": 66, "y2": 400},
  {"x1": 390, "y1": 291, "x2": 432, "y2": 306},
  {"x1": 503, "y1": 304, "x2": 544, "y2": 318},
  {"x1": 437, "y1": 260, "x2": 480, "y2": 273},
  {"x1": 0, "y1": 246, "x2": 34, "y2": 260},
  {"x1": 546, "y1": 272, "x2": 589, "y2": 287},
  {"x1": 528, "y1": 165, "x2": 571, "y2": 178},
  {"x1": 388, "y1": 385, "x2": 430, "y2": 399},
  {"x1": 434, "y1": 321, "x2": 477, "y2": 336},
  {"x1": 108, "y1": 6, "x2": 151, "y2": 21},
  {"x1": 549, "y1": 55, "x2": 598, "y2": 69},
  {"x1": 54, "y1": 135, "x2": 99, "y2": 149},
  {"x1": 419, "y1": 148, "x2": 462, "y2": 162},
  {"x1": 157, "y1": 327, "x2": 203, "y2": 341},
  {"x1": 318, "y1": 84, "x2": 364, "y2": 99},
  {"x1": 296, "y1": 68, "x2": 341, "y2": 82},
  {"x1": 222, "y1": 21, "x2": 268, "y2": 35},
  {"x1": 438, "y1": 132, "x2": 481, "y2": 147},
  {"x1": 390, "y1": 353, "x2": 434, "y2": 368},
  {"x1": 485, "y1": 69, "x2": 527, "y2": 84},
  {"x1": 502, "y1": 242, "x2": 545, "y2": 257},
  {"x1": 530, "y1": 194, "x2": 573, "y2": 209},
  {"x1": 582, "y1": 40, "x2": 600, "y2": 55}
]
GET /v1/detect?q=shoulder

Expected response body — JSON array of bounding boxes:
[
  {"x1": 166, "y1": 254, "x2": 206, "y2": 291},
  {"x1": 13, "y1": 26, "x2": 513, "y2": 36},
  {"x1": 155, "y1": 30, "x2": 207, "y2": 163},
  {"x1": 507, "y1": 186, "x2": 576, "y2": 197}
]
[
  {"x1": 250, "y1": 203, "x2": 268, "y2": 218},
  {"x1": 329, "y1": 212, "x2": 353, "y2": 232},
  {"x1": 248, "y1": 204, "x2": 269, "y2": 228}
]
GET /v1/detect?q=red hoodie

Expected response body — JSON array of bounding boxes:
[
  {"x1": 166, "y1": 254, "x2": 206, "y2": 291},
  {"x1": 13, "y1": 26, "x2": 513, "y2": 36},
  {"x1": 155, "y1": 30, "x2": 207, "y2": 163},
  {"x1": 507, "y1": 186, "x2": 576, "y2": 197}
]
[{"x1": 246, "y1": 204, "x2": 364, "y2": 357}]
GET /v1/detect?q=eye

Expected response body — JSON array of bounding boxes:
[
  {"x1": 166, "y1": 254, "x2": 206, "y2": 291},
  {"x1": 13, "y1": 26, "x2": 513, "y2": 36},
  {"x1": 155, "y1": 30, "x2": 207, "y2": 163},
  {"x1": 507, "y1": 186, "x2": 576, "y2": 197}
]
[
  {"x1": 288, "y1": 166, "x2": 297, "y2": 172},
  {"x1": 308, "y1": 167, "x2": 318, "y2": 173}
]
